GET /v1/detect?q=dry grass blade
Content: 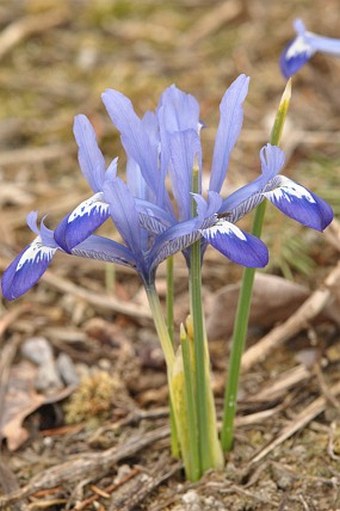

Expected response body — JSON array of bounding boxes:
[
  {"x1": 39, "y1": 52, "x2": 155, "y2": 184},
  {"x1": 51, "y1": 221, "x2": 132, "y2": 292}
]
[
  {"x1": 0, "y1": 425, "x2": 170, "y2": 508},
  {"x1": 241, "y1": 262, "x2": 340, "y2": 372},
  {"x1": 250, "y1": 380, "x2": 340, "y2": 465}
]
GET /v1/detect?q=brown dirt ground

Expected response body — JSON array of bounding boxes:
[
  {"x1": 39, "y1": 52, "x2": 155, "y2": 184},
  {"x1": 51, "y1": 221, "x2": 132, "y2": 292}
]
[{"x1": 0, "y1": 1, "x2": 340, "y2": 510}]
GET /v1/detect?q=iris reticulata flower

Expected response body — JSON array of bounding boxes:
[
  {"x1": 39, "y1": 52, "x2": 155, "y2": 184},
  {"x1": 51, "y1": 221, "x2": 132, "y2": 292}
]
[
  {"x1": 281, "y1": 19, "x2": 340, "y2": 78},
  {"x1": 1, "y1": 75, "x2": 333, "y2": 301}
]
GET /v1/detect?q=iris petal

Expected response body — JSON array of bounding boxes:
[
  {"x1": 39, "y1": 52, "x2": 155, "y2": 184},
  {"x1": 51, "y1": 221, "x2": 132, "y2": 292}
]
[
  {"x1": 209, "y1": 74, "x2": 249, "y2": 193},
  {"x1": 54, "y1": 193, "x2": 110, "y2": 252},
  {"x1": 263, "y1": 176, "x2": 333, "y2": 231},
  {"x1": 1, "y1": 237, "x2": 57, "y2": 300},
  {"x1": 102, "y1": 89, "x2": 160, "y2": 201},
  {"x1": 201, "y1": 220, "x2": 269, "y2": 268},
  {"x1": 280, "y1": 36, "x2": 315, "y2": 78},
  {"x1": 73, "y1": 115, "x2": 107, "y2": 192},
  {"x1": 72, "y1": 235, "x2": 137, "y2": 268}
]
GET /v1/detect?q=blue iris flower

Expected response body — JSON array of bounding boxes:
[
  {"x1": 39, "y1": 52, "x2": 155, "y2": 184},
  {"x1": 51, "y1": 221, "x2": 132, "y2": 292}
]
[
  {"x1": 281, "y1": 19, "x2": 340, "y2": 78},
  {"x1": 1, "y1": 76, "x2": 333, "y2": 301}
]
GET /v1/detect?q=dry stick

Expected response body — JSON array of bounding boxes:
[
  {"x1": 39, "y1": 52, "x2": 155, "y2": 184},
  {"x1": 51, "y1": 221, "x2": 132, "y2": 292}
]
[
  {"x1": 0, "y1": 426, "x2": 170, "y2": 509},
  {"x1": 234, "y1": 406, "x2": 283, "y2": 427},
  {"x1": 73, "y1": 468, "x2": 141, "y2": 511},
  {"x1": 42, "y1": 271, "x2": 152, "y2": 321},
  {"x1": 183, "y1": 0, "x2": 242, "y2": 46},
  {"x1": 324, "y1": 218, "x2": 340, "y2": 252},
  {"x1": 0, "y1": 145, "x2": 73, "y2": 167},
  {"x1": 0, "y1": 10, "x2": 69, "y2": 61},
  {"x1": 0, "y1": 304, "x2": 31, "y2": 342},
  {"x1": 109, "y1": 462, "x2": 182, "y2": 511},
  {"x1": 250, "y1": 380, "x2": 340, "y2": 465},
  {"x1": 241, "y1": 262, "x2": 340, "y2": 373},
  {"x1": 0, "y1": 336, "x2": 23, "y2": 509},
  {"x1": 247, "y1": 364, "x2": 311, "y2": 403}
]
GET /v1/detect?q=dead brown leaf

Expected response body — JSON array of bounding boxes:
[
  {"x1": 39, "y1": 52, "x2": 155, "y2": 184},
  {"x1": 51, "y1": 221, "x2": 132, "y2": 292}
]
[{"x1": 0, "y1": 361, "x2": 73, "y2": 450}]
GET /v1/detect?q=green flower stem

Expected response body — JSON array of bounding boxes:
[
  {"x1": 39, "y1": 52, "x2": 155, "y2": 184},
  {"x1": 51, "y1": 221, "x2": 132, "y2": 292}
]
[
  {"x1": 145, "y1": 283, "x2": 180, "y2": 459},
  {"x1": 189, "y1": 162, "x2": 223, "y2": 473},
  {"x1": 221, "y1": 80, "x2": 292, "y2": 453},
  {"x1": 190, "y1": 161, "x2": 210, "y2": 471},
  {"x1": 189, "y1": 239, "x2": 211, "y2": 470},
  {"x1": 145, "y1": 283, "x2": 175, "y2": 372},
  {"x1": 166, "y1": 256, "x2": 175, "y2": 344},
  {"x1": 166, "y1": 256, "x2": 180, "y2": 458},
  {"x1": 180, "y1": 324, "x2": 201, "y2": 480},
  {"x1": 105, "y1": 262, "x2": 116, "y2": 293},
  {"x1": 221, "y1": 203, "x2": 266, "y2": 451},
  {"x1": 189, "y1": 243, "x2": 224, "y2": 472}
]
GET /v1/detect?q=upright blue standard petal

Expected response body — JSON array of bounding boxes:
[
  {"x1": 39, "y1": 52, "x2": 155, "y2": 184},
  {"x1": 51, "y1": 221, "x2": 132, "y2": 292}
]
[
  {"x1": 73, "y1": 115, "x2": 107, "y2": 192},
  {"x1": 209, "y1": 74, "x2": 249, "y2": 193}
]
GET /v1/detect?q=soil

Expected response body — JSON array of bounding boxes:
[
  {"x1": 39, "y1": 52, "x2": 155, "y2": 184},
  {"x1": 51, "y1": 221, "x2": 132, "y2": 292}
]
[{"x1": 0, "y1": 1, "x2": 339, "y2": 510}]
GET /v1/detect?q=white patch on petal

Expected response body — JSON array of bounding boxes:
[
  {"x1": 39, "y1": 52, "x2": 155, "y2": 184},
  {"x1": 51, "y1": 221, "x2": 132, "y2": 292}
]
[
  {"x1": 68, "y1": 193, "x2": 109, "y2": 223},
  {"x1": 16, "y1": 237, "x2": 56, "y2": 271},
  {"x1": 285, "y1": 36, "x2": 314, "y2": 60},
  {"x1": 203, "y1": 220, "x2": 247, "y2": 241},
  {"x1": 265, "y1": 176, "x2": 316, "y2": 204}
]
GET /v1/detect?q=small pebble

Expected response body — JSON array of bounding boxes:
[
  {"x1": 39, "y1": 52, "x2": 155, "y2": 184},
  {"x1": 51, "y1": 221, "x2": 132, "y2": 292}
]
[{"x1": 56, "y1": 353, "x2": 79, "y2": 386}]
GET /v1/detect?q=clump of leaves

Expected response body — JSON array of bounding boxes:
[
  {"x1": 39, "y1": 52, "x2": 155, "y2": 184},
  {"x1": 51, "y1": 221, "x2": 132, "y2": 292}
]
[{"x1": 64, "y1": 370, "x2": 123, "y2": 427}]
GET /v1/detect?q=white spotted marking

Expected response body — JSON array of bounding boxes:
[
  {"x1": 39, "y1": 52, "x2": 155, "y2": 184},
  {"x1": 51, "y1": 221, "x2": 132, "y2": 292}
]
[
  {"x1": 68, "y1": 193, "x2": 108, "y2": 223},
  {"x1": 265, "y1": 176, "x2": 316, "y2": 204},
  {"x1": 285, "y1": 36, "x2": 314, "y2": 60},
  {"x1": 16, "y1": 237, "x2": 55, "y2": 271},
  {"x1": 203, "y1": 220, "x2": 247, "y2": 241}
]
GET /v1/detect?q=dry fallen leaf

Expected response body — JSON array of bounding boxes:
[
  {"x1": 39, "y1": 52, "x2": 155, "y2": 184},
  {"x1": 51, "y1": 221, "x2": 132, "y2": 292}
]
[{"x1": 0, "y1": 361, "x2": 74, "y2": 451}]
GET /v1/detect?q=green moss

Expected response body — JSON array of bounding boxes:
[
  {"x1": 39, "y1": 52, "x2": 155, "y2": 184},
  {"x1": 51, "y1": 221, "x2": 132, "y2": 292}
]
[{"x1": 64, "y1": 371, "x2": 123, "y2": 426}]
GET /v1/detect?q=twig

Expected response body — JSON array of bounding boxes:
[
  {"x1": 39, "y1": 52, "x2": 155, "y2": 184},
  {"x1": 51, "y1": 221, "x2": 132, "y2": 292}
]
[
  {"x1": 0, "y1": 304, "x2": 31, "y2": 343},
  {"x1": 42, "y1": 271, "x2": 152, "y2": 322},
  {"x1": 73, "y1": 467, "x2": 141, "y2": 511},
  {"x1": 247, "y1": 364, "x2": 311, "y2": 403},
  {"x1": 0, "y1": 10, "x2": 69, "y2": 61},
  {"x1": 327, "y1": 422, "x2": 340, "y2": 462},
  {"x1": 0, "y1": 426, "x2": 170, "y2": 509},
  {"x1": 0, "y1": 335, "x2": 22, "y2": 425},
  {"x1": 109, "y1": 461, "x2": 182, "y2": 511},
  {"x1": 235, "y1": 405, "x2": 283, "y2": 427},
  {"x1": 241, "y1": 262, "x2": 340, "y2": 372},
  {"x1": 324, "y1": 218, "x2": 340, "y2": 253},
  {"x1": 314, "y1": 363, "x2": 340, "y2": 410},
  {"x1": 182, "y1": 0, "x2": 242, "y2": 46},
  {"x1": 250, "y1": 380, "x2": 340, "y2": 465},
  {"x1": 0, "y1": 145, "x2": 73, "y2": 167}
]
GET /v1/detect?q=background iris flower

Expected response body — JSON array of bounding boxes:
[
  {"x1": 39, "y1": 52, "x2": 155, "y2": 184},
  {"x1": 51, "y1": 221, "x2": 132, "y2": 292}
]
[{"x1": 280, "y1": 19, "x2": 340, "y2": 78}]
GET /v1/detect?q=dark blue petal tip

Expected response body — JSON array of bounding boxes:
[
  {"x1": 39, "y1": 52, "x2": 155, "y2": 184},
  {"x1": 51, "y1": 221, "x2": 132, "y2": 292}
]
[
  {"x1": 263, "y1": 177, "x2": 334, "y2": 231},
  {"x1": 201, "y1": 221, "x2": 269, "y2": 268},
  {"x1": 1, "y1": 238, "x2": 56, "y2": 300}
]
